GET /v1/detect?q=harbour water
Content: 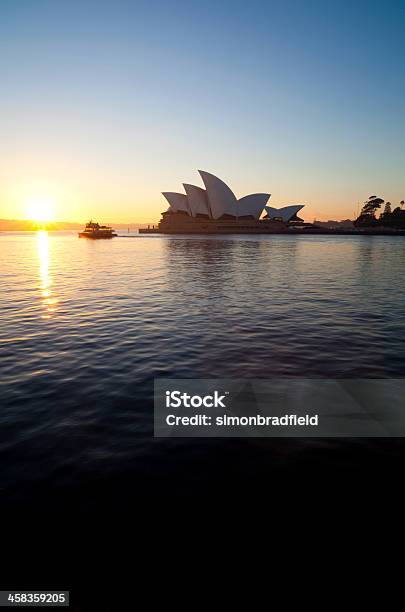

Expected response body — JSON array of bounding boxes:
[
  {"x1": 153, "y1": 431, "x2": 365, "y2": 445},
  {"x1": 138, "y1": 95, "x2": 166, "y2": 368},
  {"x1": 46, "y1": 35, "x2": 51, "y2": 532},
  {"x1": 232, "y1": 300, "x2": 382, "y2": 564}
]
[{"x1": 1, "y1": 231, "x2": 405, "y2": 508}]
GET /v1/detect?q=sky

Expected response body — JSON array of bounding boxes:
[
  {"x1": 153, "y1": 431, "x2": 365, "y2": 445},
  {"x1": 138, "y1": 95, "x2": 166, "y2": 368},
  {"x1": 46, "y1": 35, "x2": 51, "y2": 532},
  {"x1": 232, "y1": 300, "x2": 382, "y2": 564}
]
[{"x1": 0, "y1": 0, "x2": 404, "y2": 223}]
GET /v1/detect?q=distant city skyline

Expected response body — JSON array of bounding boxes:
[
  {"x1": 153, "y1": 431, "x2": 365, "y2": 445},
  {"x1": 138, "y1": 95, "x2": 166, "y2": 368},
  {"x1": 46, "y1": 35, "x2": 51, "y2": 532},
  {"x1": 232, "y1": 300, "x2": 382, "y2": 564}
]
[{"x1": 1, "y1": 0, "x2": 404, "y2": 223}]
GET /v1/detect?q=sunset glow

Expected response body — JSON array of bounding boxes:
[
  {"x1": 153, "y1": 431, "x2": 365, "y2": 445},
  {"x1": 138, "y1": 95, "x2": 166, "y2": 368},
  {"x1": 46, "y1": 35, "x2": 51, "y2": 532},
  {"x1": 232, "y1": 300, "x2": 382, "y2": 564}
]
[
  {"x1": 0, "y1": 1, "x2": 404, "y2": 224},
  {"x1": 37, "y1": 230, "x2": 58, "y2": 318},
  {"x1": 25, "y1": 200, "x2": 55, "y2": 223}
]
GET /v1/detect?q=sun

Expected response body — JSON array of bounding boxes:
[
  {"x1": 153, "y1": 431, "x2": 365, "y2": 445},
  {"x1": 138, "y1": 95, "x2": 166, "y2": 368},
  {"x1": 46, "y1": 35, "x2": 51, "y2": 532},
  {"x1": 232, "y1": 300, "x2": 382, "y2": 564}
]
[{"x1": 26, "y1": 200, "x2": 55, "y2": 223}]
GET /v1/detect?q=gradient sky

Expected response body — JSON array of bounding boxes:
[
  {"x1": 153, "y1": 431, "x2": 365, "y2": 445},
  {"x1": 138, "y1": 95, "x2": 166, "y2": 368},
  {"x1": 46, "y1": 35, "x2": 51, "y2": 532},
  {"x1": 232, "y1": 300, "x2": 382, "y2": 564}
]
[{"x1": 1, "y1": 0, "x2": 404, "y2": 222}]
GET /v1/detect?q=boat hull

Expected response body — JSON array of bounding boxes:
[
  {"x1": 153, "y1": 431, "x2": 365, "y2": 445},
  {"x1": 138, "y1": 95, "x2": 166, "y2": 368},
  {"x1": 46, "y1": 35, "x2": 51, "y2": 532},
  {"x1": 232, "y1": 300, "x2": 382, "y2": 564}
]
[{"x1": 78, "y1": 232, "x2": 117, "y2": 239}]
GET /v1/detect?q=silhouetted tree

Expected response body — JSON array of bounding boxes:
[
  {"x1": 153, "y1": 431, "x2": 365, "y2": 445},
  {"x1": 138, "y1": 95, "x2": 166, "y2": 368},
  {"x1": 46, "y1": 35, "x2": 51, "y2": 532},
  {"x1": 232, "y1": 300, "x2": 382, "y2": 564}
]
[
  {"x1": 381, "y1": 203, "x2": 405, "y2": 228},
  {"x1": 384, "y1": 201, "x2": 392, "y2": 215},
  {"x1": 361, "y1": 196, "x2": 384, "y2": 216},
  {"x1": 401, "y1": 200, "x2": 405, "y2": 209},
  {"x1": 354, "y1": 196, "x2": 384, "y2": 227}
]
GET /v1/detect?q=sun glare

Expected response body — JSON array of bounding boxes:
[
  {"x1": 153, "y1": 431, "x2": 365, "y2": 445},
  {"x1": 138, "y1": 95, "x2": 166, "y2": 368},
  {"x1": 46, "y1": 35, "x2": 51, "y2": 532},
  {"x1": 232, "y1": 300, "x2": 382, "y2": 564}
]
[{"x1": 26, "y1": 200, "x2": 55, "y2": 223}]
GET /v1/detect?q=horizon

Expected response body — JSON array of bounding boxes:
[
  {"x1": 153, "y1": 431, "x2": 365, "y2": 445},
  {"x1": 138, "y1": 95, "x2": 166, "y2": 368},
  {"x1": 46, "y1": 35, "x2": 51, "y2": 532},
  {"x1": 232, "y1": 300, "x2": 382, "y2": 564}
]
[
  {"x1": 1, "y1": 0, "x2": 404, "y2": 223},
  {"x1": 0, "y1": 210, "x2": 362, "y2": 228},
  {"x1": 0, "y1": 216, "x2": 155, "y2": 227}
]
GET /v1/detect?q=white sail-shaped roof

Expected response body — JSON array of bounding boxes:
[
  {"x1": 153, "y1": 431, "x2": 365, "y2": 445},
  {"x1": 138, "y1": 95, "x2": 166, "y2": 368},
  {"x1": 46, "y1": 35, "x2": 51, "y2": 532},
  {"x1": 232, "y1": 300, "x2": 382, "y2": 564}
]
[
  {"x1": 237, "y1": 194, "x2": 270, "y2": 219},
  {"x1": 183, "y1": 184, "x2": 210, "y2": 217},
  {"x1": 264, "y1": 205, "x2": 304, "y2": 222},
  {"x1": 162, "y1": 192, "x2": 190, "y2": 214},
  {"x1": 162, "y1": 171, "x2": 277, "y2": 220},
  {"x1": 198, "y1": 170, "x2": 237, "y2": 219}
]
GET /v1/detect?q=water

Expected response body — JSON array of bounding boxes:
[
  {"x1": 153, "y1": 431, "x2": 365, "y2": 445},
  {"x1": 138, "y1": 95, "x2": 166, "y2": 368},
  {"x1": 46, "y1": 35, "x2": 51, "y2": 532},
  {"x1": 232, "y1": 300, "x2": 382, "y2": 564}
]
[{"x1": 1, "y1": 231, "x2": 405, "y2": 507}]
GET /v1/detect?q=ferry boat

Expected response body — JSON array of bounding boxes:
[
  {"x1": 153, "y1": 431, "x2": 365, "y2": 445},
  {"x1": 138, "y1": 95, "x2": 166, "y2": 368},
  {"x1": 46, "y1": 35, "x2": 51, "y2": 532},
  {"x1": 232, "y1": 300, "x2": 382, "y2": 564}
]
[{"x1": 78, "y1": 221, "x2": 117, "y2": 239}]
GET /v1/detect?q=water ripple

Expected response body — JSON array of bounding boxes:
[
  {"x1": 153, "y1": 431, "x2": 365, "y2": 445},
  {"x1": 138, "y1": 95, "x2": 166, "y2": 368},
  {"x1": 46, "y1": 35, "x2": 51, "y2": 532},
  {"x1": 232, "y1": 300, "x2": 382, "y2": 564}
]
[{"x1": 1, "y1": 231, "x2": 405, "y2": 499}]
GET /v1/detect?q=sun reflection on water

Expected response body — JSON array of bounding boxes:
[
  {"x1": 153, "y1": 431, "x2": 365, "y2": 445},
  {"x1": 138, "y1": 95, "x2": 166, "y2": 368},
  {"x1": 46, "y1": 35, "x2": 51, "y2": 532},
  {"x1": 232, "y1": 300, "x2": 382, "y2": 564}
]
[{"x1": 37, "y1": 230, "x2": 58, "y2": 317}]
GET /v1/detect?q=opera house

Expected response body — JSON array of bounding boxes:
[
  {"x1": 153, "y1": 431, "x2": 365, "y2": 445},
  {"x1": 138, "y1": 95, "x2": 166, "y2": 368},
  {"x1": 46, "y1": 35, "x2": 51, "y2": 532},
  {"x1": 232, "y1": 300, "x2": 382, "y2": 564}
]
[{"x1": 157, "y1": 170, "x2": 306, "y2": 234}]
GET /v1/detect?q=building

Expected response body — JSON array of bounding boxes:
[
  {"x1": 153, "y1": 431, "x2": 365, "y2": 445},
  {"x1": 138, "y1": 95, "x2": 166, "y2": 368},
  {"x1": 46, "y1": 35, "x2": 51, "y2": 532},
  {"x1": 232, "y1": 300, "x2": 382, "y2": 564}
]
[
  {"x1": 157, "y1": 170, "x2": 307, "y2": 234},
  {"x1": 264, "y1": 205, "x2": 304, "y2": 222}
]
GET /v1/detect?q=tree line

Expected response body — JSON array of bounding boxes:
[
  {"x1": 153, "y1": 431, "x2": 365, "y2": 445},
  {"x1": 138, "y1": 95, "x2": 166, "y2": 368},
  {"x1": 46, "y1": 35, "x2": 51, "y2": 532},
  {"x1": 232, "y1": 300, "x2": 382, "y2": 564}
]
[{"x1": 354, "y1": 196, "x2": 405, "y2": 228}]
